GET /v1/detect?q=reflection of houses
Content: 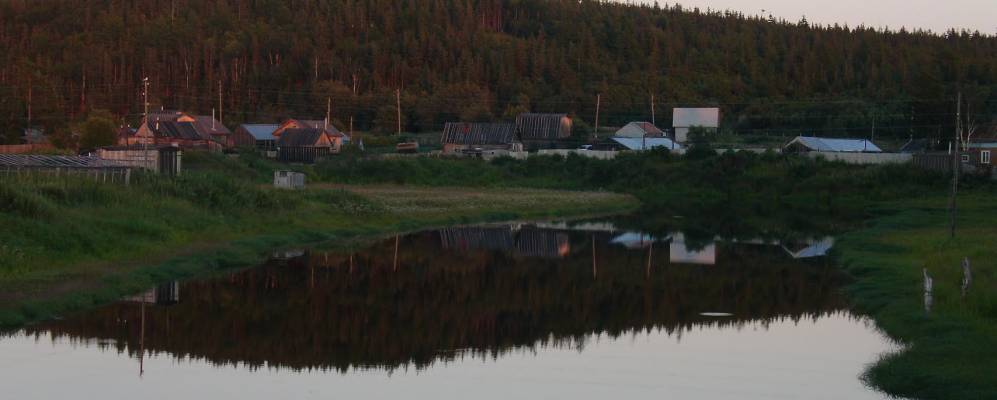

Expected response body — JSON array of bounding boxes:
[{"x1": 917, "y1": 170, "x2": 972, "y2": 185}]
[
  {"x1": 124, "y1": 282, "x2": 180, "y2": 306},
  {"x1": 439, "y1": 227, "x2": 515, "y2": 251},
  {"x1": 782, "y1": 238, "x2": 835, "y2": 259},
  {"x1": 610, "y1": 232, "x2": 661, "y2": 249},
  {"x1": 440, "y1": 122, "x2": 521, "y2": 154},
  {"x1": 515, "y1": 228, "x2": 570, "y2": 258},
  {"x1": 438, "y1": 226, "x2": 569, "y2": 258},
  {"x1": 669, "y1": 232, "x2": 717, "y2": 265}
]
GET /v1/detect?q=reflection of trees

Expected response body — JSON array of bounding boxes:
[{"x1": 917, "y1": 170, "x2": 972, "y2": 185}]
[{"x1": 28, "y1": 230, "x2": 850, "y2": 373}]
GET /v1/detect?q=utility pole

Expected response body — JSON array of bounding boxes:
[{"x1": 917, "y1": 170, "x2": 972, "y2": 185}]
[
  {"x1": 218, "y1": 80, "x2": 223, "y2": 125},
  {"x1": 594, "y1": 94, "x2": 601, "y2": 139},
  {"x1": 142, "y1": 77, "x2": 150, "y2": 120},
  {"x1": 651, "y1": 93, "x2": 658, "y2": 126},
  {"x1": 396, "y1": 88, "x2": 402, "y2": 136},
  {"x1": 26, "y1": 77, "x2": 32, "y2": 127},
  {"x1": 949, "y1": 92, "x2": 962, "y2": 238},
  {"x1": 325, "y1": 97, "x2": 331, "y2": 129}
]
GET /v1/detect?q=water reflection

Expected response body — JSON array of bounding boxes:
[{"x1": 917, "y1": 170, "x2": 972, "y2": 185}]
[{"x1": 14, "y1": 222, "x2": 856, "y2": 374}]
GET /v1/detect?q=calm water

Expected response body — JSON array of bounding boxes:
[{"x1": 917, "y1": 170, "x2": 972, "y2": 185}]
[{"x1": 0, "y1": 221, "x2": 898, "y2": 399}]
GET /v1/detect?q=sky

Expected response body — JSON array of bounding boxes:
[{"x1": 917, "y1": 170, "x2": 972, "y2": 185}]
[{"x1": 641, "y1": 1, "x2": 997, "y2": 34}]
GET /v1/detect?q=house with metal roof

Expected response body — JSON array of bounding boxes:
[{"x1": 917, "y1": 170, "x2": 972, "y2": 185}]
[
  {"x1": 233, "y1": 124, "x2": 280, "y2": 149},
  {"x1": 276, "y1": 127, "x2": 344, "y2": 163},
  {"x1": 672, "y1": 108, "x2": 720, "y2": 143},
  {"x1": 440, "y1": 122, "x2": 520, "y2": 154},
  {"x1": 784, "y1": 136, "x2": 883, "y2": 153},
  {"x1": 191, "y1": 115, "x2": 232, "y2": 147},
  {"x1": 614, "y1": 122, "x2": 665, "y2": 138}
]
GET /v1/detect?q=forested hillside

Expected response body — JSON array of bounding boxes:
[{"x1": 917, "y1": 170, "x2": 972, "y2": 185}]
[{"x1": 1, "y1": 0, "x2": 995, "y2": 144}]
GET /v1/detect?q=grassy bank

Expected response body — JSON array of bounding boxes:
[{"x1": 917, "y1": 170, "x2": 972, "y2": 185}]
[
  {"x1": 836, "y1": 193, "x2": 997, "y2": 400},
  {"x1": 0, "y1": 162, "x2": 636, "y2": 328}
]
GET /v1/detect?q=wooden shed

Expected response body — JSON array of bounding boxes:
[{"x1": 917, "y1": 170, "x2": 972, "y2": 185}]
[
  {"x1": 276, "y1": 128, "x2": 341, "y2": 163},
  {"x1": 233, "y1": 124, "x2": 280, "y2": 149}
]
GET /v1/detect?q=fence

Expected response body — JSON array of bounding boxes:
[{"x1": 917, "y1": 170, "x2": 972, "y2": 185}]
[
  {"x1": 0, "y1": 144, "x2": 56, "y2": 154},
  {"x1": 805, "y1": 152, "x2": 912, "y2": 165},
  {"x1": 536, "y1": 149, "x2": 618, "y2": 160},
  {"x1": 912, "y1": 154, "x2": 953, "y2": 173}
]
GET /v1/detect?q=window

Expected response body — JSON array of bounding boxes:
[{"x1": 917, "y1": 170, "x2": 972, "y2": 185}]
[
  {"x1": 961, "y1": 154, "x2": 971, "y2": 163},
  {"x1": 983, "y1": 151, "x2": 991, "y2": 165}
]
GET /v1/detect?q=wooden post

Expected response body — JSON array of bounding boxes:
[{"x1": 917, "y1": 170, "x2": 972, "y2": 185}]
[
  {"x1": 594, "y1": 94, "x2": 601, "y2": 138},
  {"x1": 646, "y1": 241, "x2": 654, "y2": 279},
  {"x1": 949, "y1": 92, "x2": 961, "y2": 238},
  {"x1": 591, "y1": 234, "x2": 597, "y2": 279},
  {"x1": 651, "y1": 93, "x2": 656, "y2": 126},
  {"x1": 396, "y1": 89, "x2": 402, "y2": 136},
  {"x1": 393, "y1": 235, "x2": 399, "y2": 271}
]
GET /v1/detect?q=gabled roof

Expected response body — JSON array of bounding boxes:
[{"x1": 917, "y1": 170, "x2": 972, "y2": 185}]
[
  {"x1": 785, "y1": 136, "x2": 882, "y2": 153},
  {"x1": 616, "y1": 122, "x2": 665, "y2": 137},
  {"x1": 239, "y1": 124, "x2": 280, "y2": 141},
  {"x1": 277, "y1": 128, "x2": 330, "y2": 147},
  {"x1": 673, "y1": 108, "x2": 720, "y2": 128},
  {"x1": 611, "y1": 137, "x2": 683, "y2": 151},
  {"x1": 192, "y1": 115, "x2": 231, "y2": 136},
  {"x1": 441, "y1": 122, "x2": 517, "y2": 145}
]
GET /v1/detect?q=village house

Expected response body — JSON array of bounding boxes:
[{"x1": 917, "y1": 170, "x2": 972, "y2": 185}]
[
  {"x1": 121, "y1": 110, "x2": 225, "y2": 150},
  {"x1": 516, "y1": 113, "x2": 572, "y2": 148},
  {"x1": 276, "y1": 127, "x2": 343, "y2": 163},
  {"x1": 614, "y1": 122, "x2": 666, "y2": 138},
  {"x1": 233, "y1": 124, "x2": 280, "y2": 149},
  {"x1": 440, "y1": 122, "x2": 521, "y2": 154},
  {"x1": 672, "y1": 108, "x2": 720, "y2": 143}
]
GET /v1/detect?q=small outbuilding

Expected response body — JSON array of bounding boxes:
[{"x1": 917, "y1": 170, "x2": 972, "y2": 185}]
[
  {"x1": 233, "y1": 124, "x2": 280, "y2": 149},
  {"x1": 276, "y1": 128, "x2": 342, "y2": 163},
  {"x1": 783, "y1": 136, "x2": 883, "y2": 153},
  {"x1": 273, "y1": 170, "x2": 306, "y2": 190}
]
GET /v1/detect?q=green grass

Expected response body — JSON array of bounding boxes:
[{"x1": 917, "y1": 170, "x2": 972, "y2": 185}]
[{"x1": 836, "y1": 192, "x2": 997, "y2": 400}]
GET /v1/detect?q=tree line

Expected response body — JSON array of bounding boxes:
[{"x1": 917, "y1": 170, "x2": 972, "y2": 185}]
[{"x1": 0, "y1": 0, "x2": 994, "y2": 146}]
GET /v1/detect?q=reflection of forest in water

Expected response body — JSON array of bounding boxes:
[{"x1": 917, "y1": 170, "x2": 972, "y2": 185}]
[{"x1": 24, "y1": 223, "x2": 850, "y2": 372}]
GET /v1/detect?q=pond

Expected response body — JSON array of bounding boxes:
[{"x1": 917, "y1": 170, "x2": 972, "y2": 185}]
[{"x1": 0, "y1": 220, "x2": 898, "y2": 399}]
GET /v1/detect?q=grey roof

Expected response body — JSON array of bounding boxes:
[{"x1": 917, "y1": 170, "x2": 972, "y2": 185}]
[
  {"x1": 192, "y1": 115, "x2": 231, "y2": 136},
  {"x1": 615, "y1": 122, "x2": 665, "y2": 137},
  {"x1": 516, "y1": 113, "x2": 571, "y2": 140},
  {"x1": 611, "y1": 137, "x2": 683, "y2": 151},
  {"x1": 673, "y1": 108, "x2": 720, "y2": 128},
  {"x1": 240, "y1": 124, "x2": 280, "y2": 141},
  {"x1": 785, "y1": 136, "x2": 882, "y2": 153},
  {"x1": 0, "y1": 155, "x2": 131, "y2": 169},
  {"x1": 441, "y1": 123, "x2": 517, "y2": 145},
  {"x1": 277, "y1": 128, "x2": 328, "y2": 147}
]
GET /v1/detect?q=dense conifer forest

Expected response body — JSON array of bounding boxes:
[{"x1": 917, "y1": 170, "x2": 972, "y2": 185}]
[{"x1": 0, "y1": 0, "x2": 994, "y2": 144}]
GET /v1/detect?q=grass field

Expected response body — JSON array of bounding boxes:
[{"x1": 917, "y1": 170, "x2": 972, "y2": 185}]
[{"x1": 836, "y1": 193, "x2": 997, "y2": 400}]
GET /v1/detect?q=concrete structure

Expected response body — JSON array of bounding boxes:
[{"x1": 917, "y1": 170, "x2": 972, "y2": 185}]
[{"x1": 672, "y1": 108, "x2": 719, "y2": 143}]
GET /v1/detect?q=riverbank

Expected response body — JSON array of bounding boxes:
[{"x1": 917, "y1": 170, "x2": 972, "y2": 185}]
[
  {"x1": 836, "y1": 193, "x2": 997, "y2": 400},
  {"x1": 0, "y1": 178, "x2": 636, "y2": 328}
]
